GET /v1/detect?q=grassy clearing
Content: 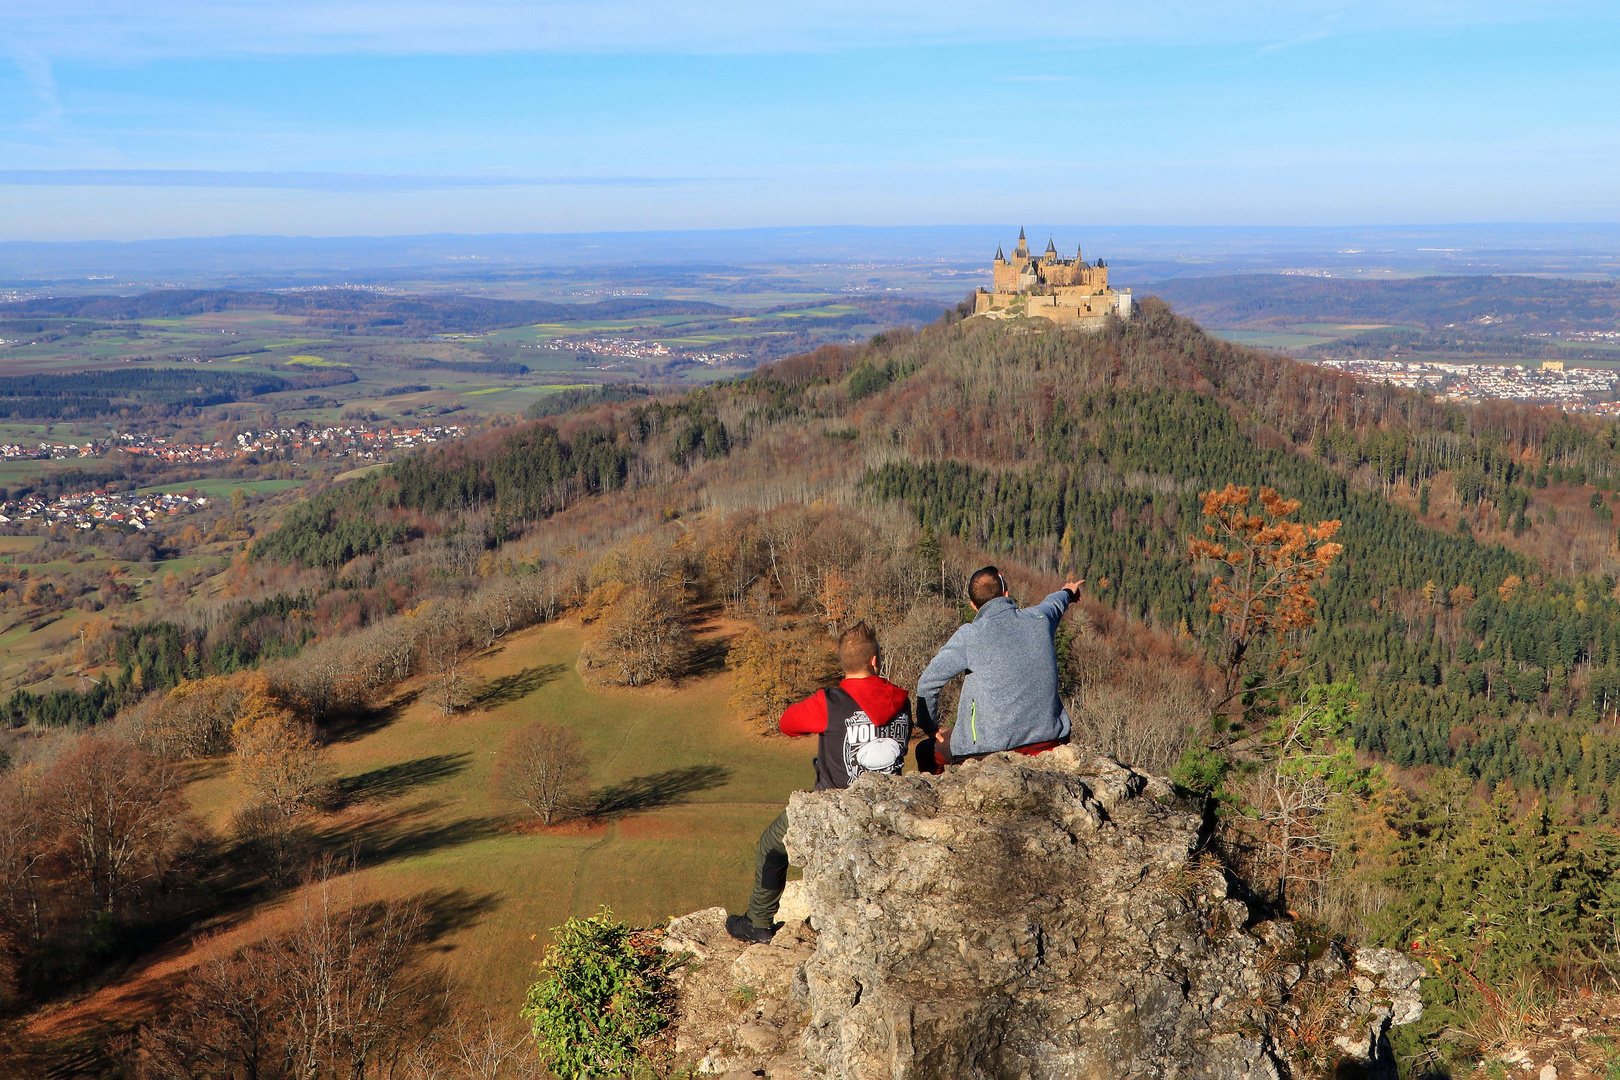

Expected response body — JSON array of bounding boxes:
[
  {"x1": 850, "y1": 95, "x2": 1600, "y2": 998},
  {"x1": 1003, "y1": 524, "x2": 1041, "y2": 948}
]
[
  {"x1": 138, "y1": 477, "x2": 305, "y2": 499},
  {"x1": 0, "y1": 606, "x2": 97, "y2": 688},
  {"x1": 283, "y1": 355, "x2": 348, "y2": 367},
  {"x1": 321, "y1": 621, "x2": 808, "y2": 1009},
  {"x1": 335, "y1": 463, "x2": 388, "y2": 482},
  {"x1": 50, "y1": 619, "x2": 812, "y2": 1027}
]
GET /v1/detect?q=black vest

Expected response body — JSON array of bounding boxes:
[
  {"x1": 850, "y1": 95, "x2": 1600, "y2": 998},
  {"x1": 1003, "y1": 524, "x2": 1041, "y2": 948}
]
[{"x1": 814, "y1": 685, "x2": 912, "y2": 791}]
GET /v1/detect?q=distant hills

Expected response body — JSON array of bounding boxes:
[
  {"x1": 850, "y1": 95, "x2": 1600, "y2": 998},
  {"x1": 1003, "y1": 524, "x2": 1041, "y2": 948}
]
[
  {"x1": 1144, "y1": 273, "x2": 1620, "y2": 333},
  {"x1": 5, "y1": 224, "x2": 1619, "y2": 291},
  {"x1": 0, "y1": 289, "x2": 730, "y2": 335}
]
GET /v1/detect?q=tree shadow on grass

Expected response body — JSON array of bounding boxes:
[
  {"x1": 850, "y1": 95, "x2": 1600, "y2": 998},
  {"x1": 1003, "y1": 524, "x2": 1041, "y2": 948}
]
[
  {"x1": 325, "y1": 752, "x2": 471, "y2": 810},
  {"x1": 321, "y1": 689, "x2": 420, "y2": 745},
  {"x1": 583, "y1": 764, "x2": 733, "y2": 820},
  {"x1": 686, "y1": 637, "x2": 730, "y2": 678},
  {"x1": 468, "y1": 663, "x2": 568, "y2": 710},
  {"x1": 312, "y1": 811, "x2": 509, "y2": 869},
  {"x1": 415, "y1": 887, "x2": 504, "y2": 951}
]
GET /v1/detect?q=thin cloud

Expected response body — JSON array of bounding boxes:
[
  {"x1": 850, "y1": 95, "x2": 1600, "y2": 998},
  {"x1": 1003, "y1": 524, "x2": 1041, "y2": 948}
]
[
  {"x1": 1256, "y1": 29, "x2": 1333, "y2": 54},
  {"x1": 11, "y1": 51, "x2": 63, "y2": 126},
  {"x1": 0, "y1": 170, "x2": 722, "y2": 191},
  {"x1": 0, "y1": 0, "x2": 1608, "y2": 58}
]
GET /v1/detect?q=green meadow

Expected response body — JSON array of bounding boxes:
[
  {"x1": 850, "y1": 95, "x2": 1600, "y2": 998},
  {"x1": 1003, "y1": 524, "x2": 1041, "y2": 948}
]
[{"x1": 172, "y1": 620, "x2": 810, "y2": 1014}]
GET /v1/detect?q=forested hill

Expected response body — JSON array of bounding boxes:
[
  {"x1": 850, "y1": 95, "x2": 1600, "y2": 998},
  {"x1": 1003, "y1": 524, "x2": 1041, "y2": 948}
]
[
  {"x1": 17, "y1": 296, "x2": 1620, "y2": 1074},
  {"x1": 251, "y1": 297, "x2": 1620, "y2": 803},
  {"x1": 1144, "y1": 273, "x2": 1620, "y2": 332}
]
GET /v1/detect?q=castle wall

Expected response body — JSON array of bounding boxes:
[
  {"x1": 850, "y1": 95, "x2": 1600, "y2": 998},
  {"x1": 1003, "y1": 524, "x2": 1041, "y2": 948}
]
[
  {"x1": 978, "y1": 236, "x2": 1125, "y2": 327},
  {"x1": 991, "y1": 257, "x2": 1108, "y2": 293}
]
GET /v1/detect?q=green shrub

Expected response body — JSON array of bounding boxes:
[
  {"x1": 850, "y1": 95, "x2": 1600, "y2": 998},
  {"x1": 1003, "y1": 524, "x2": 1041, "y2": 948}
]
[
  {"x1": 1170, "y1": 743, "x2": 1228, "y2": 796},
  {"x1": 522, "y1": 907, "x2": 673, "y2": 1079},
  {"x1": 846, "y1": 358, "x2": 897, "y2": 399}
]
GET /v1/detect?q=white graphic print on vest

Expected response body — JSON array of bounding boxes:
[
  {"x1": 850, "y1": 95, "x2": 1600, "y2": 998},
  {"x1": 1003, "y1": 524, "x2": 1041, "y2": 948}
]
[{"x1": 843, "y1": 709, "x2": 903, "y2": 779}]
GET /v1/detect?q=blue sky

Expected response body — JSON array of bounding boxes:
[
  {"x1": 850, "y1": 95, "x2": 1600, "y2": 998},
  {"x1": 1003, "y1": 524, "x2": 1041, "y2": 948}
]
[{"x1": 1, "y1": 1, "x2": 1617, "y2": 240}]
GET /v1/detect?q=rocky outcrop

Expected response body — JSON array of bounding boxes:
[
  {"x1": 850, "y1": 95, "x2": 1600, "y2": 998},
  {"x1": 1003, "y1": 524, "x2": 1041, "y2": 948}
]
[{"x1": 664, "y1": 749, "x2": 1423, "y2": 1079}]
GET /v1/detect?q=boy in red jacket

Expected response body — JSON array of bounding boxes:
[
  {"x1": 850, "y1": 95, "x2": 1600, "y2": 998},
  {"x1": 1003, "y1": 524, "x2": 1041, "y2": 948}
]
[{"x1": 726, "y1": 621, "x2": 912, "y2": 944}]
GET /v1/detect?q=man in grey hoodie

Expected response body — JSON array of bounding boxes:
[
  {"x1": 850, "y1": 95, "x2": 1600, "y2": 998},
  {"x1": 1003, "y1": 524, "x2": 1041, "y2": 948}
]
[{"x1": 917, "y1": 567, "x2": 1084, "y2": 763}]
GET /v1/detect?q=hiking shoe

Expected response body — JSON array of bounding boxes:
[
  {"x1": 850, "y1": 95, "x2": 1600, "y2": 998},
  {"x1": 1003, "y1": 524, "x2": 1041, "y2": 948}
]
[{"x1": 726, "y1": 914, "x2": 777, "y2": 944}]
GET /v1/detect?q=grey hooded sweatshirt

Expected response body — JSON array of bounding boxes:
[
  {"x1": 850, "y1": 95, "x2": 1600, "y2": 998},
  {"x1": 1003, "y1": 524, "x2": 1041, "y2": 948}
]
[{"x1": 916, "y1": 590, "x2": 1073, "y2": 755}]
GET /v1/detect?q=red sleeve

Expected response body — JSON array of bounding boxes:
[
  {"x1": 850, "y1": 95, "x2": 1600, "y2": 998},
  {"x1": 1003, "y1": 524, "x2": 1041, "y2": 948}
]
[{"x1": 779, "y1": 689, "x2": 829, "y2": 736}]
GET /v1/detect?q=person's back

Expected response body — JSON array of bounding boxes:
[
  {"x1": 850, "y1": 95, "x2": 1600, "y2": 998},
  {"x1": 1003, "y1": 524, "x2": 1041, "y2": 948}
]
[
  {"x1": 726, "y1": 621, "x2": 911, "y2": 943},
  {"x1": 788, "y1": 674, "x2": 911, "y2": 791},
  {"x1": 917, "y1": 567, "x2": 1082, "y2": 760}
]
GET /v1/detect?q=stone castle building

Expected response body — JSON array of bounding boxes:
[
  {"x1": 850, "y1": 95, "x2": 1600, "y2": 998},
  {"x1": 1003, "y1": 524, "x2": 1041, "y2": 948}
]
[{"x1": 973, "y1": 229, "x2": 1132, "y2": 327}]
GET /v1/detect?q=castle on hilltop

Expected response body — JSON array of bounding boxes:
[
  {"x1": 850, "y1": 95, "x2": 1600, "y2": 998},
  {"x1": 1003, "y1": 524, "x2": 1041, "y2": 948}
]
[{"x1": 972, "y1": 229, "x2": 1132, "y2": 327}]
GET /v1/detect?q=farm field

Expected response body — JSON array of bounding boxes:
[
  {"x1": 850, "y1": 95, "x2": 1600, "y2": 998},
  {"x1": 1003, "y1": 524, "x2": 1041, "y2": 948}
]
[
  {"x1": 0, "y1": 289, "x2": 948, "y2": 428},
  {"x1": 1208, "y1": 329, "x2": 1337, "y2": 350}
]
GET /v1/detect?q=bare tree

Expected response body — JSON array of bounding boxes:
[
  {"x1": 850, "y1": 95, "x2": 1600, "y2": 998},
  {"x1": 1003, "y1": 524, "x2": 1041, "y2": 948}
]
[
  {"x1": 494, "y1": 723, "x2": 588, "y2": 826},
  {"x1": 46, "y1": 736, "x2": 190, "y2": 914},
  {"x1": 1067, "y1": 656, "x2": 1207, "y2": 775},
  {"x1": 277, "y1": 881, "x2": 442, "y2": 1078},
  {"x1": 880, "y1": 601, "x2": 961, "y2": 692},
  {"x1": 420, "y1": 603, "x2": 475, "y2": 714},
  {"x1": 402, "y1": 1011, "x2": 544, "y2": 1080},
  {"x1": 467, "y1": 577, "x2": 523, "y2": 650},
  {"x1": 376, "y1": 616, "x2": 423, "y2": 685},
  {"x1": 580, "y1": 587, "x2": 692, "y2": 687},
  {"x1": 138, "y1": 876, "x2": 445, "y2": 1080},
  {"x1": 1229, "y1": 685, "x2": 1362, "y2": 912},
  {"x1": 0, "y1": 771, "x2": 49, "y2": 995},
  {"x1": 138, "y1": 945, "x2": 283, "y2": 1080}
]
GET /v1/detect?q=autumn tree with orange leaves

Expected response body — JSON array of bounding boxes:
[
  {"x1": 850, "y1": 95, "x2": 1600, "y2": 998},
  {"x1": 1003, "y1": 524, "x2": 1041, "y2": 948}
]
[{"x1": 1187, "y1": 485, "x2": 1343, "y2": 711}]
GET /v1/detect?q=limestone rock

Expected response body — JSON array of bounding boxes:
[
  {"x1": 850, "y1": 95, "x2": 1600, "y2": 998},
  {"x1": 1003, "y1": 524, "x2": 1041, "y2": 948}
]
[
  {"x1": 666, "y1": 751, "x2": 1423, "y2": 1079},
  {"x1": 777, "y1": 880, "x2": 812, "y2": 924}
]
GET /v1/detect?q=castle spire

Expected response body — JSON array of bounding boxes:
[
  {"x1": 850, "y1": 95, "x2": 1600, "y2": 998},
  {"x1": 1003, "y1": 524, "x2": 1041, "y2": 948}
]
[
  {"x1": 1045, "y1": 236, "x2": 1057, "y2": 254},
  {"x1": 1018, "y1": 226, "x2": 1025, "y2": 241},
  {"x1": 995, "y1": 245, "x2": 1005, "y2": 261}
]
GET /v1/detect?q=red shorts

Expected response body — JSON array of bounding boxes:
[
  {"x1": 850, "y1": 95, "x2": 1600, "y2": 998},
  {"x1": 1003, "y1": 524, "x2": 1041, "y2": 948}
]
[{"x1": 946, "y1": 735, "x2": 1069, "y2": 767}]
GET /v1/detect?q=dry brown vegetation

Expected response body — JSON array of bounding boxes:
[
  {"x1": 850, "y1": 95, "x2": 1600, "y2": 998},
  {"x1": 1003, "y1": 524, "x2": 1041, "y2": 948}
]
[
  {"x1": 135, "y1": 874, "x2": 453, "y2": 1080},
  {"x1": 0, "y1": 736, "x2": 199, "y2": 1010}
]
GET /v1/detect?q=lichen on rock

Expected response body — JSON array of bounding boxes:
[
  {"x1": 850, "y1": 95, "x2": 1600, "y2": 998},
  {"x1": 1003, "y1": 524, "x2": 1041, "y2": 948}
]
[{"x1": 664, "y1": 750, "x2": 1422, "y2": 1079}]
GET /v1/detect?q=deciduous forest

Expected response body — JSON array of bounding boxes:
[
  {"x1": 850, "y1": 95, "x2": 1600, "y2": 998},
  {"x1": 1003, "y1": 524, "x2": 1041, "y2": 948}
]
[{"x1": 9, "y1": 298, "x2": 1620, "y2": 1075}]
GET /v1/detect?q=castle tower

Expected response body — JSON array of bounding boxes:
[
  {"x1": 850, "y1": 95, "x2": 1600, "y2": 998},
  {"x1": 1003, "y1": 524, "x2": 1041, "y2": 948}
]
[{"x1": 975, "y1": 229, "x2": 1125, "y2": 325}]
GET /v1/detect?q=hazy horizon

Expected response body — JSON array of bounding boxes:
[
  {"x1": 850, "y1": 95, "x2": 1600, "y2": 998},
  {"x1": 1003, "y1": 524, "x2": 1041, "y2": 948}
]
[
  {"x1": 4, "y1": 2, "x2": 1617, "y2": 240},
  {"x1": 3, "y1": 223, "x2": 1618, "y2": 299}
]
